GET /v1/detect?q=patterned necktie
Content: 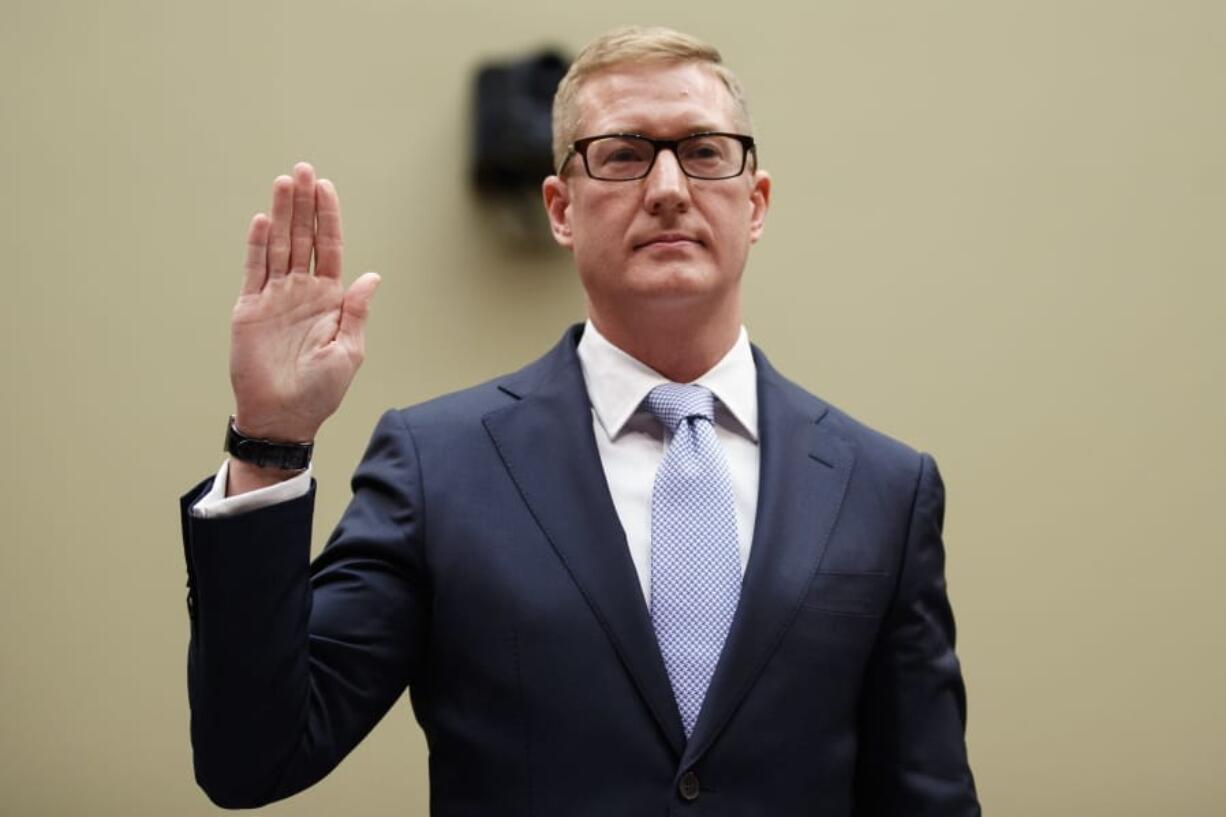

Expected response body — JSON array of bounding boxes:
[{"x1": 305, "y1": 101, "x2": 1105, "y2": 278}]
[{"x1": 645, "y1": 383, "x2": 742, "y2": 738}]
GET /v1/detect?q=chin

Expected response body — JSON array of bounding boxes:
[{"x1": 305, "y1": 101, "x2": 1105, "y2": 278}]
[
  {"x1": 623, "y1": 273, "x2": 735, "y2": 314},
  {"x1": 628, "y1": 276, "x2": 716, "y2": 304},
  {"x1": 632, "y1": 257, "x2": 721, "y2": 290},
  {"x1": 580, "y1": 256, "x2": 737, "y2": 314}
]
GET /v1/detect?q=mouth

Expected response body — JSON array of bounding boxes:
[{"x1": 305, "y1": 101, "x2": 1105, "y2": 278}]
[{"x1": 634, "y1": 234, "x2": 702, "y2": 251}]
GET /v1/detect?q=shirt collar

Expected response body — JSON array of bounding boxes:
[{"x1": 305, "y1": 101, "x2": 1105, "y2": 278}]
[{"x1": 576, "y1": 319, "x2": 759, "y2": 442}]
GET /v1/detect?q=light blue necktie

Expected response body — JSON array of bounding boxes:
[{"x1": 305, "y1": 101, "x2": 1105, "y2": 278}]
[{"x1": 645, "y1": 383, "x2": 742, "y2": 738}]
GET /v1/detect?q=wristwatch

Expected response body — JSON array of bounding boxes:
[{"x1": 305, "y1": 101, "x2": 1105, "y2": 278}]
[{"x1": 223, "y1": 416, "x2": 313, "y2": 471}]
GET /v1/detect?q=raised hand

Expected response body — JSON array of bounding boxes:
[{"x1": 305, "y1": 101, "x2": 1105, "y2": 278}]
[{"x1": 229, "y1": 162, "x2": 380, "y2": 456}]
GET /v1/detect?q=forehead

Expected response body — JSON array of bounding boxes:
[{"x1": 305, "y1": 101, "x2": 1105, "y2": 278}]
[{"x1": 574, "y1": 61, "x2": 739, "y2": 138}]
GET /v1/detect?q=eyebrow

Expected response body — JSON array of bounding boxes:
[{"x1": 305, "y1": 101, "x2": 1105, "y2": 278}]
[{"x1": 592, "y1": 124, "x2": 727, "y2": 139}]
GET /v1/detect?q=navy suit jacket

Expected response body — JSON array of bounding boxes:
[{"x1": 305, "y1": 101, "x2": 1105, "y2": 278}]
[{"x1": 181, "y1": 325, "x2": 979, "y2": 815}]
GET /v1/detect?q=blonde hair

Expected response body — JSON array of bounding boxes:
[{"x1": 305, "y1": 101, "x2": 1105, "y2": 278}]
[{"x1": 551, "y1": 26, "x2": 753, "y2": 171}]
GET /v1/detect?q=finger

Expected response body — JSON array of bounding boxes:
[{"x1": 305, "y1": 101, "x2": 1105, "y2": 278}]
[
  {"x1": 267, "y1": 175, "x2": 293, "y2": 278},
  {"x1": 288, "y1": 161, "x2": 317, "y2": 274},
  {"x1": 337, "y1": 272, "x2": 382, "y2": 357},
  {"x1": 314, "y1": 179, "x2": 344, "y2": 280},
  {"x1": 241, "y1": 213, "x2": 271, "y2": 295}
]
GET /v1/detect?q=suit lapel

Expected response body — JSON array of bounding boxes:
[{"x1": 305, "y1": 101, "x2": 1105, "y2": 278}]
[
  {"x1": 682, "y1": 349, "x2": 856, "y2": 768},
  {"x1": 483, "y1": 328, "x2": 688, "y2": 756}
]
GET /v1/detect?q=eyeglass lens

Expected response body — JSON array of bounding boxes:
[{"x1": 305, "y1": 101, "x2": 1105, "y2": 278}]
[{"x1": 585, "y1": 135, "x2": 745, "y2": 180}]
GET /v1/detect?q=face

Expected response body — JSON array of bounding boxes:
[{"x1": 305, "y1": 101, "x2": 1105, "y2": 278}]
[{"x1": 543, "y1": 61, "x2": 770, "y2": 323}]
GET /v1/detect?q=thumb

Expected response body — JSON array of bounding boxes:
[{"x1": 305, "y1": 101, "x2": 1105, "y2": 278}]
[{"x1": 338, "y1": 271, "x2": 382, "y2": 352}]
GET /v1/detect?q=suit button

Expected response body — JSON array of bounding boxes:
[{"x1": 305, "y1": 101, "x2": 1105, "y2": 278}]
[{"x1": 678, "y1": 770, "x2": 700, "y2": 801}]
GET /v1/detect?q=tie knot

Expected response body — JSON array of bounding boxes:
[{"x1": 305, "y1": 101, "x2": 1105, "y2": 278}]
[{"x1": 645, "y1": 383, "x2": 715, "y2": 431}]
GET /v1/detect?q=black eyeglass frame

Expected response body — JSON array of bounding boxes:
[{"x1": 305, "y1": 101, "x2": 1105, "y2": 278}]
[{"x1": 559, "y1": 131, "x2": 757, "y2": 180}]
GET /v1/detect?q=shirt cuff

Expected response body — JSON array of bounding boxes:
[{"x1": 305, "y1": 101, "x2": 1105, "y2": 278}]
[{"x1": 190, "y1": 459, "x2": 313, "y2": 519}]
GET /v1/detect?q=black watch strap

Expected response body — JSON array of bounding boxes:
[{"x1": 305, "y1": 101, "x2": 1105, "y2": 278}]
[{"x1": 224, "y1": 417, "x2": 313, "y2": 471}]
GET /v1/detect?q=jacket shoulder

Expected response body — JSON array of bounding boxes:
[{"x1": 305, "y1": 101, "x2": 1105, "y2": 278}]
[
  {"x1": 766, "y1": 363, "x2": 929, "y2": 490},
  {"x1": 387, "y1": 325, "x2": 581, "y2": 434},
  {"x1": 393, "y1": 375, "x2": 516, "y2": 432},
  {"x1": 824, "y1": 401, "x2": 924, "y2": 467}
]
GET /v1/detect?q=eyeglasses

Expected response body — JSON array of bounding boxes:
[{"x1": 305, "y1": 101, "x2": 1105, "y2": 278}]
[{"x1": 560, "y1": 132, "x2": 756, "y2": 181}]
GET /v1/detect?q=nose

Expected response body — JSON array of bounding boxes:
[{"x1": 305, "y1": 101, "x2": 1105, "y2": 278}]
[{"x1": 642, "y1": 147, "x2": 691, "y2": 215}]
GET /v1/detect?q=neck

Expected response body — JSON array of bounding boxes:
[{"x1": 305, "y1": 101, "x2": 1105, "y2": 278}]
[{"x1": 588, "y1": 296, "x2": 743, "y2": 383}]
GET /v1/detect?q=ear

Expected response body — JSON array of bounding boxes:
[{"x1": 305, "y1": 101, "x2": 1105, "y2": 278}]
[
  {"x1": 542, "y1": 175, "x2": 574, "y2": 249},
  {"x1": 748, "y1": 169, "x2": 771, "y2": 244}
]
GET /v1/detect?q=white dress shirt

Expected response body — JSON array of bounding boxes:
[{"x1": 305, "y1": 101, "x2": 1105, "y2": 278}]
[{"x1": 192, "y1": 321, "x2": 762, "y2": 606}]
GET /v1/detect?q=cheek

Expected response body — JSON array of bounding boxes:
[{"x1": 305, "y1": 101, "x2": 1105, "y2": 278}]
[
  {"x1": 572, "y1": 201, "x2": 629, "y2": 257},
  {"x1": 708, "y1": 202, "x2": 754, "y2": 256}
]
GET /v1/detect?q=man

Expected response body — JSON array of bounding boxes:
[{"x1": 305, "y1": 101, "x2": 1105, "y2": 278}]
[{"x1": 182, "y1": 26, "x2": 980, "y2": 816}]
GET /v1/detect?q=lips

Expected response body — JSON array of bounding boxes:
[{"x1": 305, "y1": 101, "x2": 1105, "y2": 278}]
[{"x1": 634, "y1": 233, "x2": 702, "y2": 250}]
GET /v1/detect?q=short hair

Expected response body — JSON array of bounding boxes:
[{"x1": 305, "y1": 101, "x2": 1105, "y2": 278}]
[{"x1": 551, "y1": 26, "x2": 753, "y2": 172}]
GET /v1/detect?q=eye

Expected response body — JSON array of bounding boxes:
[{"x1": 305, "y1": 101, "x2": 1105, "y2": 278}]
[
  {"x1": 607, "y1": 147, "x2": 643, "y2": 163},
  {"x1": 680, "y1": 137, "x2": 729, "y2": 162},
  {"x1": 590, "y1": 137, "x2": 651, "y2": 165}
]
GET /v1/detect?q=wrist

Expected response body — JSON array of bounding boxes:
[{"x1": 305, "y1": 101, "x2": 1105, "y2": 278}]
[{"x1": 231, "y1": 412, "x2": 317, "y2": 445}]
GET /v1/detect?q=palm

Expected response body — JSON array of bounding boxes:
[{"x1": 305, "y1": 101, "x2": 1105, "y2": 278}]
[{"x1": 229, "y1": 163, "x2": 380, "y2": 442}]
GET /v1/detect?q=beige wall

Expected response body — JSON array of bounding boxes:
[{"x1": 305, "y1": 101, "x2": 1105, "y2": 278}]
[{"x1": 3, "y1": 1, "x2": 1224, "y2": 814}]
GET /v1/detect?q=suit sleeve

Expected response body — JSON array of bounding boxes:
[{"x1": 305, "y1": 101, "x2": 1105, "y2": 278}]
[
  {"x1": 853, "y1": 453, "x2": 981, "y2": 816},
  {"x1": 181, "y1": 409, "x2": 429, "y2": 809}
]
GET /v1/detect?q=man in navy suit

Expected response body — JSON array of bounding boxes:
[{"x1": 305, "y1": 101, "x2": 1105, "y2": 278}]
[{"x1": 182, "y1": 26, "x2": 980, "y2": 815}]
